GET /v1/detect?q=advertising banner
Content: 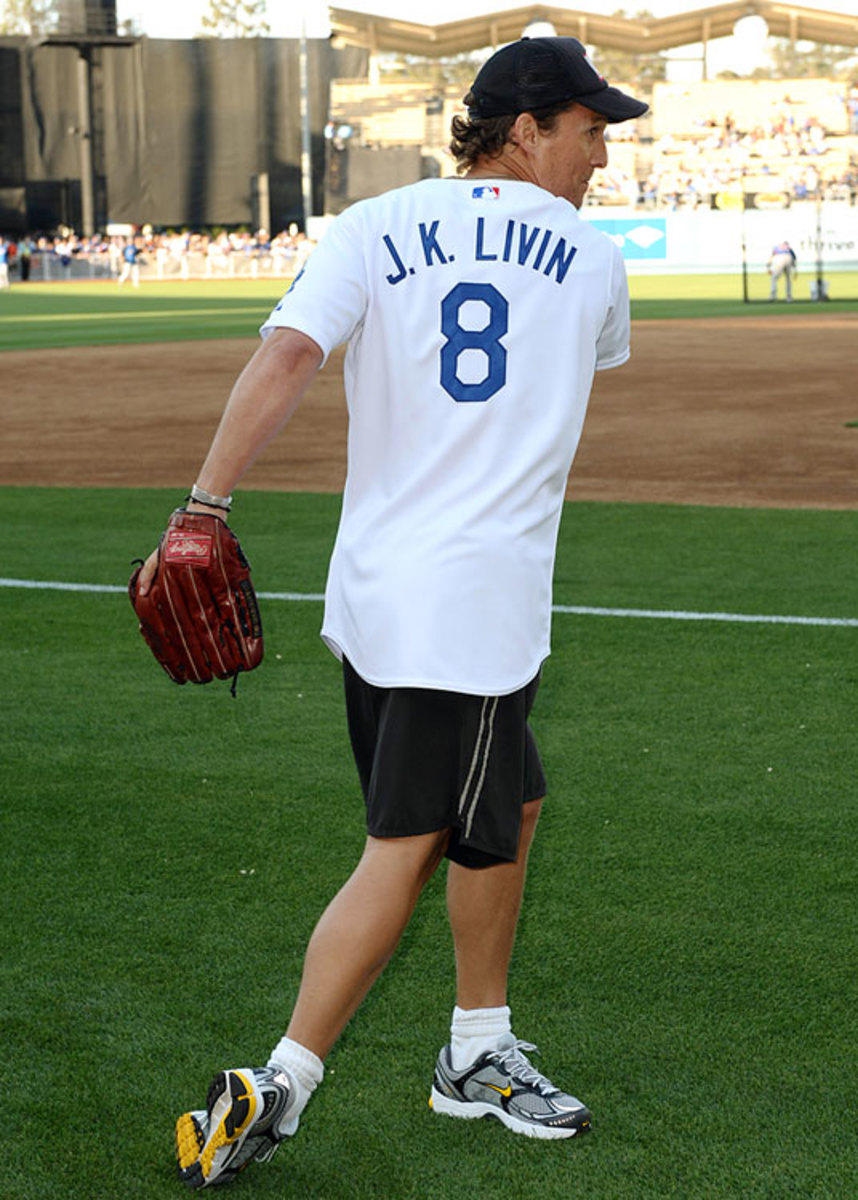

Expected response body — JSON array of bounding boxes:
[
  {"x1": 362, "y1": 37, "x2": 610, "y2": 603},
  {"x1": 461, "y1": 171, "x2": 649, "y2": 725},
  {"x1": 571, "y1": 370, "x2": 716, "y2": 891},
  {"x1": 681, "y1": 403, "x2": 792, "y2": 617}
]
[{"x1": 583, "y1": 203, "x2": 857, "y2": 273}]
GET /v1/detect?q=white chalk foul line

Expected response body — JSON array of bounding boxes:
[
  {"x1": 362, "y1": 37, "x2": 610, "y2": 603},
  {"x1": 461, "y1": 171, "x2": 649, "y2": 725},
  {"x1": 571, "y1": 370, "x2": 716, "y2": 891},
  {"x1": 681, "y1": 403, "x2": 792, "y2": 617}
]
[
  {"x1": 553, "y1": 604, "x2": 858, "y2": 628},
  {"x1": 0, "y1": 578, "x2": 327, "y2": 601},
  {"x1": 1, "y1": 578, "x2": 127, "y2": 594},
  {"x1": 2, "y1": 578, "x2": 856, "y2": 628},
  {"x1": 258, "y1": 591, "x2": 326, "y2": 602}
]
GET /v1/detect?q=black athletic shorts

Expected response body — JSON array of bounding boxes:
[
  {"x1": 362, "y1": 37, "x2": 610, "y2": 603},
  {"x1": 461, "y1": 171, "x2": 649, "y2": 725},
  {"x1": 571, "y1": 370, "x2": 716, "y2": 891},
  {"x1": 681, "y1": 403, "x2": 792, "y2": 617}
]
[{"x1": 342, "y1": 659, "x2": 547, "y2": 869}]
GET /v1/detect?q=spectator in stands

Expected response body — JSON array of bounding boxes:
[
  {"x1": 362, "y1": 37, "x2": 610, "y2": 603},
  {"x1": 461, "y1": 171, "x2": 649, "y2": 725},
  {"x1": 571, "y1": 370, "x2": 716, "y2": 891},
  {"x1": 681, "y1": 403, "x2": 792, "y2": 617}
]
[
  {"x1": 54, "y1": 236, "x2": 74, "y2": 278},
  {"x1": 270, "y1": 230, "x2": 295, "y2": 276},
  {"x1": 767, "y1": 239, "x2": 797, "y2": 302},
  {"x1": 292, "y1": 230, "x2": 314, "y2": 272},
  {"x1": 798, "y1": 164, "x2": 819, "y2": 198},
  {"x1": 174, "y1": 231, "x2": 192, "y2": 279},
  {"x1": 155, "y1": 237, "x2": 170, "y2": 278},
  {"x1": 847, "y1": 86, "x2": 858, "y2": 136},
  {"x1": 18, "y1": 235, "x2": 33, "y2": 281},
  {"x1": 107, "y1": 235, "x2": 122, "y2": 277},
  {"x1": 252, "y1": 228, "x2": 271, "y2": 277}
]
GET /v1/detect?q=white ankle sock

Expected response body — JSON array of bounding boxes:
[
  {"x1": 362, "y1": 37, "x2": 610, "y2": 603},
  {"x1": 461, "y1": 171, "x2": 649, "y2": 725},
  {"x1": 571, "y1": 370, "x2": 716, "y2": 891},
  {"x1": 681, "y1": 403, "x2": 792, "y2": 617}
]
[
  {"x1": 449, "y1": 1004, "x2": 512, "y2": 1071},
  {"x1": 266, "y1": 1036, "x2": 324, "y2": 1136}
]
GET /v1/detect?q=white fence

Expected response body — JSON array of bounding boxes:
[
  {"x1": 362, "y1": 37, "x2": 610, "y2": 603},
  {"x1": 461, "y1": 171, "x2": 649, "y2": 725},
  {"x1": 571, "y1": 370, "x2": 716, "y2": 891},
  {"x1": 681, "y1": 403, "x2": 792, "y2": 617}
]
[{"x1": 26, "y1": 249, "x2": 301, "y2": 283}]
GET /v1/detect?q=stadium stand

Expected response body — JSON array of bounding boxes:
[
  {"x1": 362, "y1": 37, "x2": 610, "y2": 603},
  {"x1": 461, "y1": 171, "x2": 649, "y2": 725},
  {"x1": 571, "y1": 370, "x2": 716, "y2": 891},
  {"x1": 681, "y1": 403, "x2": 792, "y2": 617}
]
[
  {"x1": 327, "y1": 73, "x2": 858, "y2": 212},
  {"x1": 646, "y1": 80, "x2": 858, "y2": 209}
]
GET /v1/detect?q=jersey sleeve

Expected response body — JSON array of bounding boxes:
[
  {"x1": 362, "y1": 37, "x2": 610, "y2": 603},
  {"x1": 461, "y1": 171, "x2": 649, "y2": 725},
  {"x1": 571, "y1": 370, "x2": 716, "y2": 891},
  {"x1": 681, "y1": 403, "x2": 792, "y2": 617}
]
[
  {"x1": 594, "y1": 242, "x2": 631, "y2": 371},
  {"x1": 260, "y1": 207, "x2": 368, "y2": 365}
]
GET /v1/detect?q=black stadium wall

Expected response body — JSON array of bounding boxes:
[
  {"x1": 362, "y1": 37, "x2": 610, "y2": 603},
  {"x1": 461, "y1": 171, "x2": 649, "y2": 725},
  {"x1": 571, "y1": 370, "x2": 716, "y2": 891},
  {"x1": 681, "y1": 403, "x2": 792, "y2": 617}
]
[{"x1": 0, "y1": 36, "x2": 368, "y2": 234}]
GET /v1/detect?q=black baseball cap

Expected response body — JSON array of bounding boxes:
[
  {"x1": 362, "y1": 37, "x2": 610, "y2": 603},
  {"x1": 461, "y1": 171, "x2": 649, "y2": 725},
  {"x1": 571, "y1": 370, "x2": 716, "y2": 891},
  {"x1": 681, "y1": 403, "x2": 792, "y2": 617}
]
[{"x1": 468, "y1": 37, "x2": 648, "y2": 124}]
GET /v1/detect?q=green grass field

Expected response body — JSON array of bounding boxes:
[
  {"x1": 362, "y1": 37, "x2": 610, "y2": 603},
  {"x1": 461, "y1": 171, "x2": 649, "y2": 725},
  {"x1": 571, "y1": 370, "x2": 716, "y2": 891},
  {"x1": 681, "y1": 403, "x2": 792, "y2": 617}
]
[
  {"x1": 3, "y1": 283, "x2": 857, "y2": 1197},
  {"x1": 630, "y1": 269, "x2": 858, "y2": 317},
  {"x1": 3, "y1": 490, "x2": 857, "y2": 1198},
  {"x1": 2, "y1": 272, "x2": 857, "y2": 350},
  {"x1": 0, "y1": 281, "x2": 286, "y2": 350}
]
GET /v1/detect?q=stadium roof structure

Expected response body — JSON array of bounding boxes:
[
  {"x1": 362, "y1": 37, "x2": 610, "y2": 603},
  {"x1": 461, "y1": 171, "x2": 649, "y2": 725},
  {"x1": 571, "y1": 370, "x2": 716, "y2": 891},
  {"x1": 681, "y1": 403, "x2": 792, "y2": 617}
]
[{"x1": 329, "y1": 2, "x2": 858, "y2": 58}]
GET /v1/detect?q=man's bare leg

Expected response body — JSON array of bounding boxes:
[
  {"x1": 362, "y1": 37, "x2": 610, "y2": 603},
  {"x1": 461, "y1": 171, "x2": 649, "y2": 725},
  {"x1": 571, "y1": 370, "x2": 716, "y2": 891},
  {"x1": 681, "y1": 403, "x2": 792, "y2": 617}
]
[
  {"x1": 286, "y1": 830, "x2": 449, "y2": 1060},
  {"x1": 431, "y1": 800, "x2": 592, "y2": 1138},
  {"x1": 446, "y1": 799, "x2": 543, "y2": 1009}
]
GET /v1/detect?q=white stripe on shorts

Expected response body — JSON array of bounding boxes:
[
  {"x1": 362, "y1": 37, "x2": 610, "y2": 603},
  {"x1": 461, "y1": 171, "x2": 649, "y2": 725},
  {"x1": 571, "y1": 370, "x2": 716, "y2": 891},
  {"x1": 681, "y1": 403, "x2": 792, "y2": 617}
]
[{"x1": 458, "y1": 696, "x2": 499, "y2": 840}]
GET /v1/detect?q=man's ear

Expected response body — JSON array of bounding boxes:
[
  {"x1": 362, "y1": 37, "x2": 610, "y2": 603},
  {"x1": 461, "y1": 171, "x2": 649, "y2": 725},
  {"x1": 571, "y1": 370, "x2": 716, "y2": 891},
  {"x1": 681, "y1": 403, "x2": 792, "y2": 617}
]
[{"x1": 510, "y1": 111, "x2": 538, "y2": 151}]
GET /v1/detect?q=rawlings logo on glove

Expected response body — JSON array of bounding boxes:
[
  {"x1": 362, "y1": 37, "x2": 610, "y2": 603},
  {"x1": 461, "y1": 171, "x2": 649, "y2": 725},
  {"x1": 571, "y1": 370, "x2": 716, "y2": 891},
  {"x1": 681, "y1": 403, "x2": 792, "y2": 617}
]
[
  {"x1": 164, "y1": 531, "x2": 215, "y2": 564},
  {"x1": 129, "y1": 508, "x2": 263, "y2": 693}
]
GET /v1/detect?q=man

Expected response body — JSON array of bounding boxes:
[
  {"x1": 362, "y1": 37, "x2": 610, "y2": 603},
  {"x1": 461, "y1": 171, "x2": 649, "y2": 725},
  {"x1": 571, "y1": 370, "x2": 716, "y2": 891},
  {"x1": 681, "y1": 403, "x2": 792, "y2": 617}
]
[
  {"x1": 137, "y1": 36, "x2": 646, "y2": 1190},
  {"x1": 768, "y1": 239, "x2": 797, "y2": 301},
  {"x1": 0, "y1": 236, "x2": 11, "y2": 289},
  {"x1": 18, "y1": 234, "x2": 33, "y2": 282},
  {"x1": 117, "y1": 234, "x2": 143, "y2": 287}
]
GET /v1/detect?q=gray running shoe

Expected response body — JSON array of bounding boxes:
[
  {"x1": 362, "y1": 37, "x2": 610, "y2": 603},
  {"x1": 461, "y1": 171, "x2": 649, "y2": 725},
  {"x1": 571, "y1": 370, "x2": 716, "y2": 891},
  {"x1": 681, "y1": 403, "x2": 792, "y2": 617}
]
[
  {"x1": 430, "y1": 1035, "x2": 591, "y2": 1140},
  {"x1": 175, "y1": 1066, "x2": 297, "y2": 1189}
]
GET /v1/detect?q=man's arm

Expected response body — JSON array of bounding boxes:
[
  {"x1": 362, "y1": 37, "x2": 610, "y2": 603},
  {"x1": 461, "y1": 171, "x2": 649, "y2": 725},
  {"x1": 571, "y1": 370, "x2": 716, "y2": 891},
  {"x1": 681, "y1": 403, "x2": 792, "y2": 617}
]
[{"x1": 136, "y1": 326, "x2": 323, "y2": 595}]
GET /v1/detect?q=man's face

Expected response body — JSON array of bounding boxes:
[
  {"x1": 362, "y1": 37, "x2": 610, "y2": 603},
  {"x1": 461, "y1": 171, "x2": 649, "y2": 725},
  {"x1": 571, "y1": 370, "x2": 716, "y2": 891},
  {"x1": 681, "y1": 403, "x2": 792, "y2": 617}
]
[{"x1": 528, "y1": 104, "x2": 610, "y2": 208}]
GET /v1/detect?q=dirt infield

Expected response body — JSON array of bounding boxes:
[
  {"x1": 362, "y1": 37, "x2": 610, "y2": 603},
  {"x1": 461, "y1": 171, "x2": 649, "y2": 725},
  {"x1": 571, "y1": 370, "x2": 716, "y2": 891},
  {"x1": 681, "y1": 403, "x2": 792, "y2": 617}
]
[{"x1": 3, "y1": 314, "x2": 856, "y2": 509}]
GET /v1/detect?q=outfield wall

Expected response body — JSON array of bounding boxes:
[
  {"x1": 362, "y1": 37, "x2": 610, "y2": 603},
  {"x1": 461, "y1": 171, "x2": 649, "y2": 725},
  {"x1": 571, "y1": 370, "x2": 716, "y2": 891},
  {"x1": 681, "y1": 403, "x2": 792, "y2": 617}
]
[
  {"x1": 583, "y1": 201, "x2": 858, "y2": 276},
  {"x1": 0, "y1": 36, "x2": 368, "y2": 235}
]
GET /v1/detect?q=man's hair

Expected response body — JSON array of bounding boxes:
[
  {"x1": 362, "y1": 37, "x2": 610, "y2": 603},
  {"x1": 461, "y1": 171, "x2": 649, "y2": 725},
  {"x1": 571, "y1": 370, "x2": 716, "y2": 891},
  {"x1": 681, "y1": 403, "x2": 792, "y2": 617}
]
[{"x1": 449, "y1": 94, "x2": 577, "y2": 173}]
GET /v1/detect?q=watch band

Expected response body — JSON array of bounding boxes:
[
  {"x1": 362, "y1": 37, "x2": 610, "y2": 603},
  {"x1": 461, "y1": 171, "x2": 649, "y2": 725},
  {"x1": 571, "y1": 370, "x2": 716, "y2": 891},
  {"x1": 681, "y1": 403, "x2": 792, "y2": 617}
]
[{"x1": 189, "y1": 483, "x2": 233, "y2": 510}]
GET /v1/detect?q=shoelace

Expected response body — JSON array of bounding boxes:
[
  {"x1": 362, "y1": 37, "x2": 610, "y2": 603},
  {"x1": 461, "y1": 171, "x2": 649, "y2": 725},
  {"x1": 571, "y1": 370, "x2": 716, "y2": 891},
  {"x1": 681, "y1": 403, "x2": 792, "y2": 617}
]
[{"x1": 487, "y1": 1040, "x2": 560, "y2": 1097}]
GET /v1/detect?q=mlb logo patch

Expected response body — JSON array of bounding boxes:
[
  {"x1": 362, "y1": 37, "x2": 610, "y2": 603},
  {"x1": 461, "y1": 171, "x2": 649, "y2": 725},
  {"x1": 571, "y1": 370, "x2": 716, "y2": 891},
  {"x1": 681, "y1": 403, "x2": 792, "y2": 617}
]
[
  {"x1": 471, "y1": 185, "x2": 500, "y2": 200},
  {"x1": 582, "y1": 50, "x2": 605, "y2": 81}
]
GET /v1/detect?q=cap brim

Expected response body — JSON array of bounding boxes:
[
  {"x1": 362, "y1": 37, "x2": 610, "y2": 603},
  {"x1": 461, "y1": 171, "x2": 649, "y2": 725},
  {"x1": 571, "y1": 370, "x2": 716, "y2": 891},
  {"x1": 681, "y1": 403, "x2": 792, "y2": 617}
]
[{"x1": 575, "y1": 85, "x2": 648, "y2": 123}]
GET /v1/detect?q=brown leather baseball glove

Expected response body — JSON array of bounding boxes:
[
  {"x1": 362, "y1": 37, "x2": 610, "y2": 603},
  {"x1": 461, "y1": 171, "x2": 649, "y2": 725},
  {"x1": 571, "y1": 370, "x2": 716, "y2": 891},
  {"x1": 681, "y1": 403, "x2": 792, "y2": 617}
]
[{"x1": 129, "y1": 508, "x2": 263, "y2": 693}]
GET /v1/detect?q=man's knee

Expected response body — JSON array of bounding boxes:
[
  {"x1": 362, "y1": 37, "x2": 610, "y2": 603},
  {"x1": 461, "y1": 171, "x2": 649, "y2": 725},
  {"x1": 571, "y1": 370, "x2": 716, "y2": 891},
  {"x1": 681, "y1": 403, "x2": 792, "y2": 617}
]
[{"x1": 363, "y1": 828, "x2": 450, "y2": 885}]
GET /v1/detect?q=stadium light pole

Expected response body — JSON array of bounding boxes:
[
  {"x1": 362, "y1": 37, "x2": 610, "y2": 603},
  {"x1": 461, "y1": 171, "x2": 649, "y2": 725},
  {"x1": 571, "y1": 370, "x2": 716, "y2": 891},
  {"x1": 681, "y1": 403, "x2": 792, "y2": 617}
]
[
  {"x1": 299, "y1": 12, "x2": 313, "y2": 229},
  {"x1": 37, "y1": 24, "x2": 137, "y2": 237},
  {"x1": 740, "y1": 167, "x2": 749, "y2": 303},
  {"x1": 75, "y1": 46, "x2": 95, "y2": 237},
  {"x1": 813, "y1": 183, "x2": 828, "y2": 301}
]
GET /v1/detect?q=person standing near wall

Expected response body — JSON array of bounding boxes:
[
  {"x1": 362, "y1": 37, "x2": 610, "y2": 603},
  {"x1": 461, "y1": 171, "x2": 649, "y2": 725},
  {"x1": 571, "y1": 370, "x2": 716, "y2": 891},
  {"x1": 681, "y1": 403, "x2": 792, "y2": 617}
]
[
  {"x1": 117, "y1": 235, "x2": 143, "y2": 287},
  {"x1": 767, "y1": 239, "x2": 797, "y2": 301},
  {"x1": 0, "y1": 236, "x2": 11, "y2": 289}
]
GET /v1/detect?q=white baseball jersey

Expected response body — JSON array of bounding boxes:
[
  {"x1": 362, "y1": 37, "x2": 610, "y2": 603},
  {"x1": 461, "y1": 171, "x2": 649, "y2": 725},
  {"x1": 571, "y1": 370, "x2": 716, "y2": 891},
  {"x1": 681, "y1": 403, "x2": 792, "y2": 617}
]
[{"x1": 261, "y1": 177, "x2": 630, "y2": 695}]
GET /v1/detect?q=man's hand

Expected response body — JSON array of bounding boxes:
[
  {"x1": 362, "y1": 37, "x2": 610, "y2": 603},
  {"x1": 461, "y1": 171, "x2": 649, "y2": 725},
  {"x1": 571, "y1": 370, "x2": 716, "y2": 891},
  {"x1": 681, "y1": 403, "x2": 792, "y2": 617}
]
[
  {"x1": 135, "y1": 502, "x2": 226, "y2": 597},
  {"x1": 129, "y1": 509, "x2": 263, "y2": 689}
]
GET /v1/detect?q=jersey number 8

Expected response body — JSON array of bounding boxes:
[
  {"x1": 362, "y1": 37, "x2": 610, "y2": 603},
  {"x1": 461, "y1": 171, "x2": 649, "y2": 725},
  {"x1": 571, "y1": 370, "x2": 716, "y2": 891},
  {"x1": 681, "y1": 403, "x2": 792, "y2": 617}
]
[{"x1": 440, "y1": 282, "x2": 508, "y2": 403}]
